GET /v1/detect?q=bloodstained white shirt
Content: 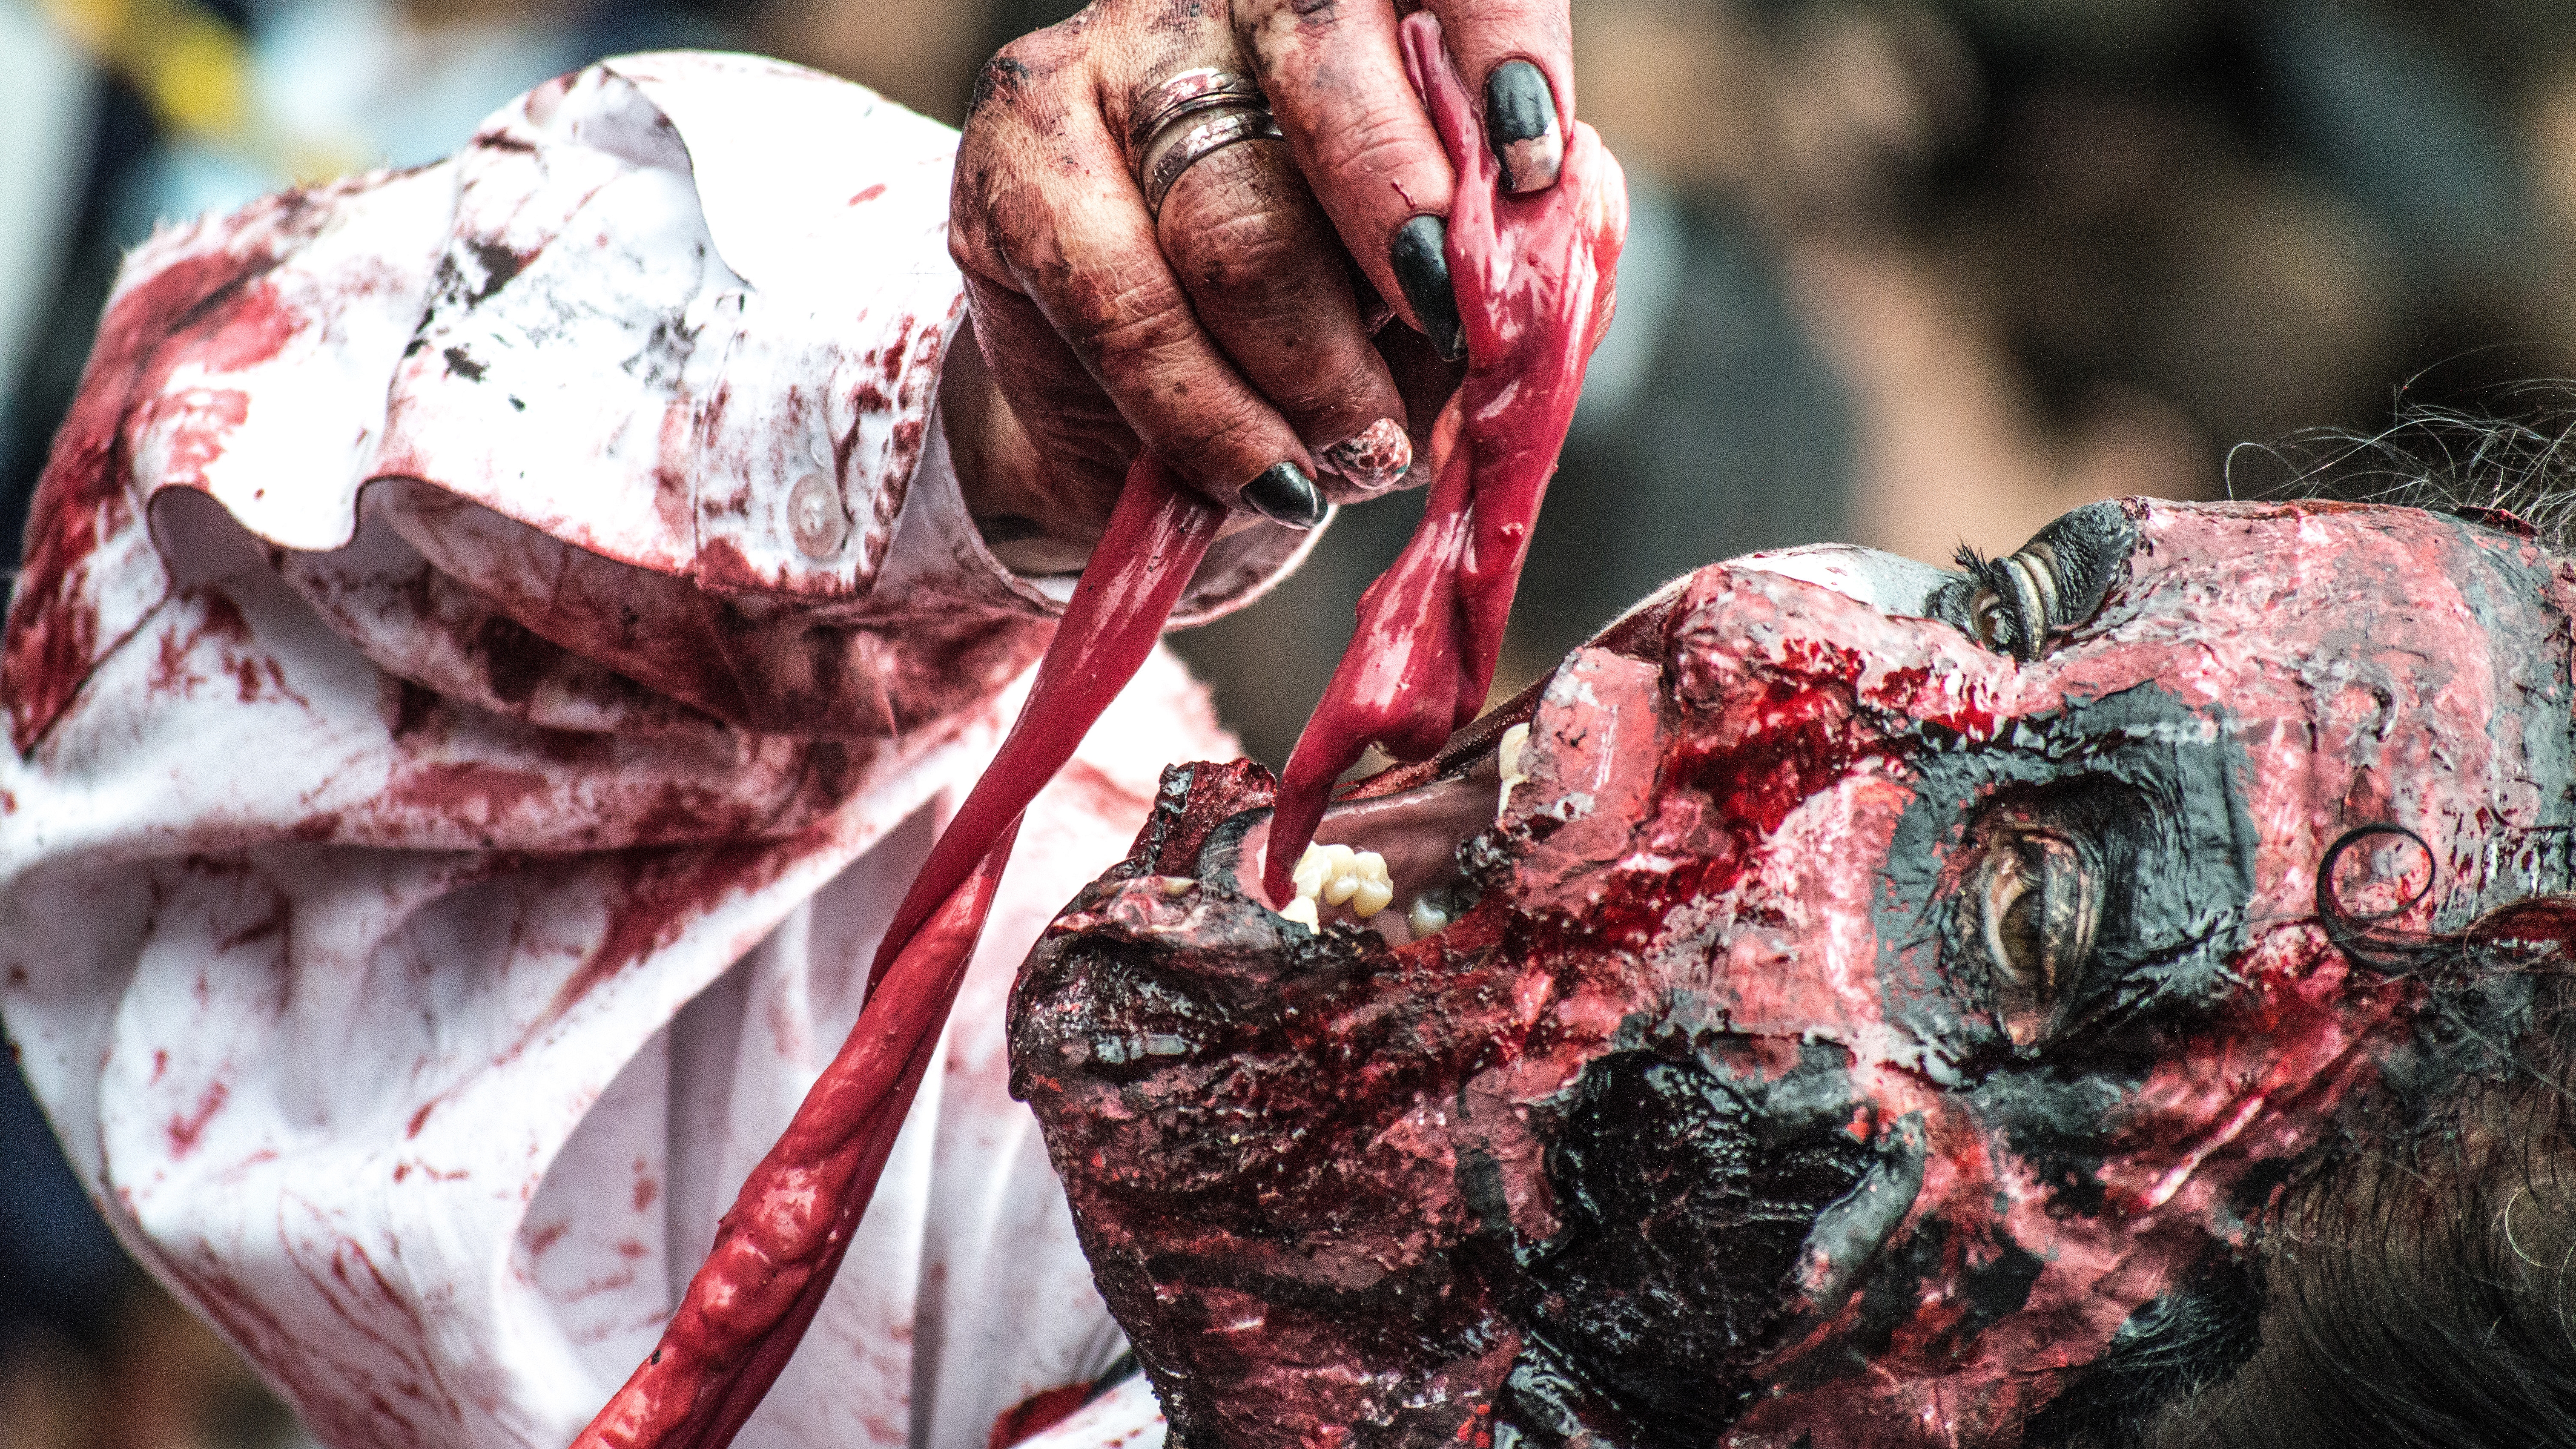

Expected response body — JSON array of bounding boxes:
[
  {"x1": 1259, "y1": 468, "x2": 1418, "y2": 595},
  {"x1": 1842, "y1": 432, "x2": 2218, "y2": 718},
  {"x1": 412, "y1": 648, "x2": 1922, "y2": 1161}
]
[{"x1": 0, "y1": 52, "x2": 1317, "y2": 1449}]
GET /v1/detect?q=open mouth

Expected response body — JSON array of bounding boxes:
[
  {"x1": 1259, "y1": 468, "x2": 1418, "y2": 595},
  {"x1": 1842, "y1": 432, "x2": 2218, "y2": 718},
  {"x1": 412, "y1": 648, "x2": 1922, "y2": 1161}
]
[
  {"x1": 1140, "y1": 585, "x2": 1683, "y2": 956},
  {"x1": 1007, "y1": 587, "x2": 1905, "y2": 1449},
  {"x1": 1230, "y1": 716, "x2": 1517, "y2": 941},
  {"x1": 1003, "y1": 691, "x2": 1560, "y2": 1446}
]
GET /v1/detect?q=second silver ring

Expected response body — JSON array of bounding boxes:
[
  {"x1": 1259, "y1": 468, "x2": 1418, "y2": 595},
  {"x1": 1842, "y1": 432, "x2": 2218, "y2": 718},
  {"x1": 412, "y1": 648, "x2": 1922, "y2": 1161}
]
[{"x1": 1130, "y1": 66, "x2": 1288, "y2": 220}]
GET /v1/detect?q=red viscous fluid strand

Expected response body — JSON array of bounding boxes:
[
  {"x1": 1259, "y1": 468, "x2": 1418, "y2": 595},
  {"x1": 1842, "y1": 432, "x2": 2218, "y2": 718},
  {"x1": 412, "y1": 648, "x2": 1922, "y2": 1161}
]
[
  {"x1": 574, "y1": 17, "x2": 1620, "y2": 1442},
  {"x1": 568, "y1": 457, "x2": 1223, "y2": 1449},
  {"x1": 1262, "y1": 11, "x2": 1626, "y2": 905}
]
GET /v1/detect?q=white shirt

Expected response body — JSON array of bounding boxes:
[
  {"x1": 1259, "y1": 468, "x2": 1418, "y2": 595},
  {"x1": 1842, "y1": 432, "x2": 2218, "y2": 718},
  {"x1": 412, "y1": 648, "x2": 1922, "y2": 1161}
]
[{"x1": 0, "y1": 52, "x2": 1313, "y2": 1449}]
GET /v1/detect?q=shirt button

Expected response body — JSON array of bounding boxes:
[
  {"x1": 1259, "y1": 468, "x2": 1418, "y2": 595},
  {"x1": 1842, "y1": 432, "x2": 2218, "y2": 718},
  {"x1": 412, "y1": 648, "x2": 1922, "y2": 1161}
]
[{"x1": 787, "y1": 472, "x2": 848, "y2": 560}]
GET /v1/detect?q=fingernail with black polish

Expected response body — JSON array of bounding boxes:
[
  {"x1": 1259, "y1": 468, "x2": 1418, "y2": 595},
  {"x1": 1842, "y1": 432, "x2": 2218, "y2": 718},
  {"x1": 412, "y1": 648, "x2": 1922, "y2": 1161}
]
[
  {"x1": 1240, "y1": 460, "x2": 1326, "y2": 529},
  {"x1": 1390, "y1": 215, "x2": 1465, "y2": 362},
  {"x1": 1484, "y1": 60, "x2": 1563, "y2": 194}
]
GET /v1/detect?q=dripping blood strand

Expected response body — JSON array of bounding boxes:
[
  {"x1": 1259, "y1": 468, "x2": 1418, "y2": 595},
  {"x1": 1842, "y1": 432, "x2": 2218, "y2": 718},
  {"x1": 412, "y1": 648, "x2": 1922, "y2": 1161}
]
[
  {"x1": 569, "y1": 455, "x2": 1222, "y2": 1449},
  {"x1": 1262, "y1": 11, "x2": 1625, "y2": 904},
  {"x1": 572, "y1": 17, "x2": 1618, "y2": 1443}
]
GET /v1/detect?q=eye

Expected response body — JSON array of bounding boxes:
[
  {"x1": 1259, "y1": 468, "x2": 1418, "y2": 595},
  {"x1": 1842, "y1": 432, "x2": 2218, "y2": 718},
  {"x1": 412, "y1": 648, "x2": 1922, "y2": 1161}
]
[
  {"x1": 1972, "y1": 828, "x2": 2100, "y2": 1046},
  {"x1": 1936, "y1": 501, "x2": 2137, "y2": 662},
  {"x1": 1954, "y1": 545, "x2": 2061, "y2": 662},
  {"x1": 1965, "y1": 574, "x2": 2023, "y2": 653}
]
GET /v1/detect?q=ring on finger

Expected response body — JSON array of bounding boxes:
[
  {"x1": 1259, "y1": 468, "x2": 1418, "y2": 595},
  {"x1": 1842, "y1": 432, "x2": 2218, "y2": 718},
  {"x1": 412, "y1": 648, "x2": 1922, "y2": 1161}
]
[{"x1": 1130, "y1": 66, "x2": 1287, "y2": 219}]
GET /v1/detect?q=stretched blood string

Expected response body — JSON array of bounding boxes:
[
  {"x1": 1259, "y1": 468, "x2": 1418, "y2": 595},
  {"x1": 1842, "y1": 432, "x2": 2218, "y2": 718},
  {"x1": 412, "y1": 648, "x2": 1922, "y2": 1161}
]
[
  {"x1": 575, "y1": 16, "x2": 1616, "y2": 1439},
  {"x1": 570, "y1": 456, "x2": 1222, "y2": 1449},
  {"x1": 1262, "y1": 12, "x2": 1623, "y2": 904}
]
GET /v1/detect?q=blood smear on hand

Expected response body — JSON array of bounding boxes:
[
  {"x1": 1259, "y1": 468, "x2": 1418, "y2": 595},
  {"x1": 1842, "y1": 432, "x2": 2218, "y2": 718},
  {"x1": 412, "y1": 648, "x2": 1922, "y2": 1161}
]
[{"x1": 1262, "y1": 11, "x2": 1626, "y2": 904}]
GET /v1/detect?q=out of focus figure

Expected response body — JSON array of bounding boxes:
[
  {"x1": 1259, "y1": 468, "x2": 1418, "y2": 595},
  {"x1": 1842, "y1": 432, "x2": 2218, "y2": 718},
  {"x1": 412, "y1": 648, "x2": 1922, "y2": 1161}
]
[{"x1": 6, "y1": 0, "x2": 2576, "y2": 1443}]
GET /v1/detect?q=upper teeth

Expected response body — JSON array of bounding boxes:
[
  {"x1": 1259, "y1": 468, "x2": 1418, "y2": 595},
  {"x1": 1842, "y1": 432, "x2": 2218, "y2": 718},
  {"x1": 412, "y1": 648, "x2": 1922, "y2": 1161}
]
[
  {"x1": 1280, "y1": 841, "x2": 1393, "y2": 927},
  {"x1": 1497, "y1": 722, "x2": 1531, "y2": 816}
]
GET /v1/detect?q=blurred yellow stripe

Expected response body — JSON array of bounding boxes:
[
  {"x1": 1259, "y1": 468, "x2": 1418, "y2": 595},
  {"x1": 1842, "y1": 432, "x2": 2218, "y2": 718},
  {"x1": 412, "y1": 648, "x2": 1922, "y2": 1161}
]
[{"x1": 41, "y1": 0, "x2": 250, "y2": 141}]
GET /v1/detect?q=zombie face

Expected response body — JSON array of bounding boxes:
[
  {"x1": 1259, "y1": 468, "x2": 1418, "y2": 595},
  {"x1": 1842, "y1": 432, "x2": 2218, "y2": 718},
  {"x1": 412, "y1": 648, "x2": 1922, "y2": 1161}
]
[{"x1": 1008, "y1": 498, "x2": 2576, "y2": 1448}]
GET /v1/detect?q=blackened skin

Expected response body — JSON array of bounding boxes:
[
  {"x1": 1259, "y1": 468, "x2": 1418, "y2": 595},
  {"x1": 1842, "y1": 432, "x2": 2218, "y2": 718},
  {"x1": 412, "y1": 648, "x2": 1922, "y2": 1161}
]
[
  {"x1": 1519, "y1": 1052, "x2": 1875, "y2": 1448},
  {"x1": 1014, "y1": 500, "x2": 2576, "y2": 1448}
]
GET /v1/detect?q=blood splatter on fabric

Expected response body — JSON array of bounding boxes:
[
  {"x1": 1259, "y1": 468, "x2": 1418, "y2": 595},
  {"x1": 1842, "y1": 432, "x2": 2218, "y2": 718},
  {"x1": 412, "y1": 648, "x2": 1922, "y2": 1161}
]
[{"x1": 568, "y1": 458, "x2": 1222, "y2": 1449}]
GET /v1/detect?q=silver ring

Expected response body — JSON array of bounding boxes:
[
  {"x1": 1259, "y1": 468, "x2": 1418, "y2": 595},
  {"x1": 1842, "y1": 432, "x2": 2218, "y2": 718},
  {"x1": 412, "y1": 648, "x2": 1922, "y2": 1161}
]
[{"x1": 1130, "y1": 67, "x2": 1286, "y2": 219}]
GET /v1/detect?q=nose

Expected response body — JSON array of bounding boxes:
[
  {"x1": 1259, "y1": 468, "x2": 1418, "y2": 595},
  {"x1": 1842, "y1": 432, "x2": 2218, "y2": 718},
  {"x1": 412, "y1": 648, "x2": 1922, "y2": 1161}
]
[{"x1": 1736, "y1": 542, "x2": 1959, "y2": 619}]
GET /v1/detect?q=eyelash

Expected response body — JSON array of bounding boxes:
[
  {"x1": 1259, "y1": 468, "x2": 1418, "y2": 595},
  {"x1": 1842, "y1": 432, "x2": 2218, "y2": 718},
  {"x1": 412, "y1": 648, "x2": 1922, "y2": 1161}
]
[
  {"x1": 1939, "y1": 501, "x2": 2135, "y2": 662},
  {"x1": 1954, "y1": 541, "x2": 2067, "y2": 663},
  {"x1": 1969, "y1": 823, "x2": 2103, "y2": 1046}
]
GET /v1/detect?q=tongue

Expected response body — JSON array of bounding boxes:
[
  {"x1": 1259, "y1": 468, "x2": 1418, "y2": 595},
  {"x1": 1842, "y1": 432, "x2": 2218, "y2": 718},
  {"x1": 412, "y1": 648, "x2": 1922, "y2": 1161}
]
[{"x1": 1262, "y1": 12, "x2": 1625, "y2": 906}]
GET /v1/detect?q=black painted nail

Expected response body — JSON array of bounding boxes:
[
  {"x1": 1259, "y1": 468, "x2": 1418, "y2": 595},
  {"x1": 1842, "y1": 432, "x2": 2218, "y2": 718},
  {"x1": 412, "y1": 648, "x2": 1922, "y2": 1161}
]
[
  {"x1": 1240, "y1": 460, "x2": 1325, "y2": 528},
  {"x1": 1390, "y1": 215, "x2": 1465, "y2": 362},
  {"x1": 1484, "y1": 60, "x2": 1563, "y2": 193}
]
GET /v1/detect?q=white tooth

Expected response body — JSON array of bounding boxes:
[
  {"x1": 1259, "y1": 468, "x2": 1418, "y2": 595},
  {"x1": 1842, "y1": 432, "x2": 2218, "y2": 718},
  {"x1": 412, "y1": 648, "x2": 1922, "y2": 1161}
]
[
  {"x1": 1158, "y1": 875, "x2": 1195, "y2": 897},
  {"x1": 1321, "y1": 843, "x2": 1362, "y2": 905},
  {"x1": 1354, "y1": 876, "x2": 1394, "y2": 918},
  {"x1": 1348, "y1": 851, "x2": 1393, "y2": 916},
  {"x1": 1408, "y1": 895, "x2": 1451, "y2": 938},
  {"x1": 1280, "y1": 895, "x2": 1320, "y2": 929},
  {"x1": 1291, "y1": 843, "x2": 1331, "y2": 898},
  {"x1": 1497, "y1": 721, "x2": 1532, "y2": 816}
]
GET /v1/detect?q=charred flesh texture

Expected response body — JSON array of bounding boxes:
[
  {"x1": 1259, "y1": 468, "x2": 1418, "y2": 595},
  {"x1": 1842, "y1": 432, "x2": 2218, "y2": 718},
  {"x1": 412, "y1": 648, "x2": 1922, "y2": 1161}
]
[{"x1": 1015, "y1": 500, "x2": 2576, "y2": 1447}]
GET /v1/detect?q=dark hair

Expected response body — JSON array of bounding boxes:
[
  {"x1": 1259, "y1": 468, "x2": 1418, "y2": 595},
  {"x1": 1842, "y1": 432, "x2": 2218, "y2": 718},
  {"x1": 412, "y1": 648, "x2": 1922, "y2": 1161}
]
[
  {"x1": 2144, "y1": 947, "x2": 2576, "y2": 1447},
  {"x1": 2230, "y1": 384, "x2": 2576, "y2": 550},
  {"x1": 2038, "y1": 406, "x2": 2576, "y2": 1447}
]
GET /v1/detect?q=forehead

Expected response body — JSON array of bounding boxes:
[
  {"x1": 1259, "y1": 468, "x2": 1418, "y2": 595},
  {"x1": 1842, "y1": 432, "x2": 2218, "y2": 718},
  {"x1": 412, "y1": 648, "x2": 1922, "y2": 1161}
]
[
  {"x1": 1689, "y1": 500, "x2": 2576, "y2": 963},
  {"x1": 2071, "y1": 503, "x2": 2573, "y2": 869}
]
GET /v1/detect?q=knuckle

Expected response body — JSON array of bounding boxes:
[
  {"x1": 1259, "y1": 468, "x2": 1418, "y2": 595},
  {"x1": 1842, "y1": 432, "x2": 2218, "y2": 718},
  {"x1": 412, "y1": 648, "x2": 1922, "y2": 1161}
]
[
  {"x1": 1179, "y1": 201, "x2": 1319, "y2": 281},
  {"x1": 1061, "y1": 274, "x2": 1196, "y2": 364},
  {"x1": 1167, "y1": 401, "x2": 1277, "y2": 477},
  {"x1": 967, "y1": 28, "x2": 1073, "y2": 119},
  {"x1": 1439, "y1": 0, "x2": 1569, "y2": 46},
  {"x1": 1302, "y1": 104, "x2": 1439, "y2": 192}
]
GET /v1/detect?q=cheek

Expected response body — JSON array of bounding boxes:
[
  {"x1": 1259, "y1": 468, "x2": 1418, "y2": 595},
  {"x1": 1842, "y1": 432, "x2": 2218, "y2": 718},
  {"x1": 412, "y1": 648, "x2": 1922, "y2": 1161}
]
[
  {"x1": 2229, "y1": 674, "x2": 2500, "y2": 930},
  {"x1": 1654, "y1": 771, "x2": 1919, "y2": 1054}
]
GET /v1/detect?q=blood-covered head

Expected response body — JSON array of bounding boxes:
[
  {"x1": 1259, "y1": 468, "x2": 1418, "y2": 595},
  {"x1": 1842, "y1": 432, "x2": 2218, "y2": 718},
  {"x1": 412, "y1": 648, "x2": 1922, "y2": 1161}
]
[{"x1": 1010, "y1": 497, "x2": 2576, "y2": 1447}]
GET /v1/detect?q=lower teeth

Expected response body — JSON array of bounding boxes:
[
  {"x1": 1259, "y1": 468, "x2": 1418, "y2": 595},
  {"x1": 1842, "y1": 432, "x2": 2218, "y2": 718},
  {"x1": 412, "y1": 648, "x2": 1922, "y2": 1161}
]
[{"x1": 1407, "y1": 895, "x2": 1451, "y2": 937}]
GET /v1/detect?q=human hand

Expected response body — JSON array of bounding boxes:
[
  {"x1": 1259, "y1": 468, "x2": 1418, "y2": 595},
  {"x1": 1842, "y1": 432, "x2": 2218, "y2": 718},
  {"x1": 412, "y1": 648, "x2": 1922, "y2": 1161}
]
[{"x1": 943, "y1": 0, "x2": 1574, "y2": 551}]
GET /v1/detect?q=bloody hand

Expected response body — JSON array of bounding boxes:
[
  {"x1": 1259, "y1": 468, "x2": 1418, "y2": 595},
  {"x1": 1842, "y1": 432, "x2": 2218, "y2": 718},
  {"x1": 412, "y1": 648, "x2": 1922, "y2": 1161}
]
[{"x1": 944, "y1": 0, "x2": 1579, "y2": 549}]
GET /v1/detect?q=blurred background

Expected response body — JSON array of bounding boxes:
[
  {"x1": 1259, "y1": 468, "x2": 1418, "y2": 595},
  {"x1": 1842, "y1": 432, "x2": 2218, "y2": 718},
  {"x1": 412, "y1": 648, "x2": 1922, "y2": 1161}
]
[{"x1": 4, "y1": 0, "x2": 2575, "y2": 1443}]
